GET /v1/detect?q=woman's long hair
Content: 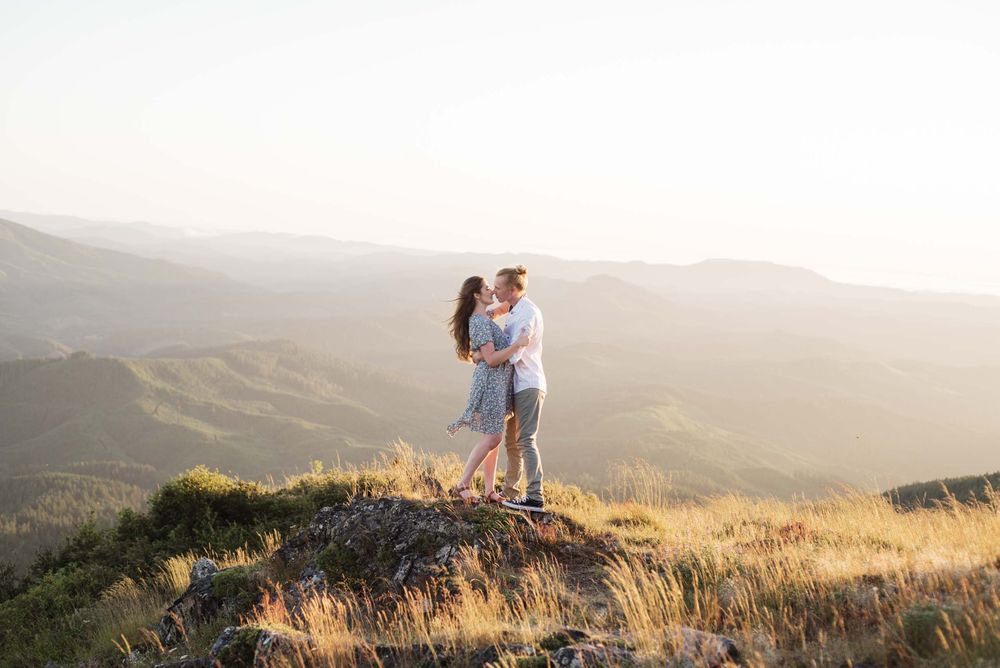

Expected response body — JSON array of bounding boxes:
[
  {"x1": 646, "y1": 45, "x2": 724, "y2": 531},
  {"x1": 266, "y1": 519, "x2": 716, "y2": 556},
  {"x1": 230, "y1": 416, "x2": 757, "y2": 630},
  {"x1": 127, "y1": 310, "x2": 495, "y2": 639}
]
[{"x1": 448, "y1": 276, "x2": 485, "y2": 362}]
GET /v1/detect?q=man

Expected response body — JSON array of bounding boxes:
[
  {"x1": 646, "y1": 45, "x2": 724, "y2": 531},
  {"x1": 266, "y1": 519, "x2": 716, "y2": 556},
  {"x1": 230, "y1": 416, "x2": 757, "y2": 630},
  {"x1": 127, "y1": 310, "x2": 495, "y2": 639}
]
[{"x1": 476, "y1": 264, "x2": 547, "y2": 512}]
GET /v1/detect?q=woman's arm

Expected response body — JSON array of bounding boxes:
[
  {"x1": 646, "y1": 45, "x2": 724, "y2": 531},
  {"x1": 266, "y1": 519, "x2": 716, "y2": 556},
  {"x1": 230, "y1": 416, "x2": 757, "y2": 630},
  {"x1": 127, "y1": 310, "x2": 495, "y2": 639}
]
[
  {"x1": 477, "y1": 335, "x2": 529, "y2": 367},
  {"x1": 487, "y1": 302, "x2": 510, "y2": 319}
]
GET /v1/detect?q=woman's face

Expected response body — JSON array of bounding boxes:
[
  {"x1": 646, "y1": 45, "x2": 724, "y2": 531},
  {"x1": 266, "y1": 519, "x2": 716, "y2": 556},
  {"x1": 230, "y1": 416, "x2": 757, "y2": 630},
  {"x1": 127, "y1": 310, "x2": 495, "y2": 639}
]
[{"x1": 477, "y1": 281, "x2": 495, "y2": 305}]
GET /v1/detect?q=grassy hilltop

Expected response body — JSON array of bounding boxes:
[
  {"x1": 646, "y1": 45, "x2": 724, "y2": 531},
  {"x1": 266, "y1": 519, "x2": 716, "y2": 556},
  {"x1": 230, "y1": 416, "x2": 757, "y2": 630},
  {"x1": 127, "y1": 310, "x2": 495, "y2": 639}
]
[{"x1": 1, "y1": 445, "x2": 998, "y2": 667}]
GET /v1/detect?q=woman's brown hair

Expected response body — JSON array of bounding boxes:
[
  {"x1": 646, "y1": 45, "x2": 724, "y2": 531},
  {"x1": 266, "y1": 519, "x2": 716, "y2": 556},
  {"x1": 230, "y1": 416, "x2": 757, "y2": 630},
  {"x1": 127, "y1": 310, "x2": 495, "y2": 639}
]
[
  {"x1": 496, "y1": 264, "x2": 528, "y2": 291},
  {"x1": 448, "y1": 276, "x2": 485, "y2": 362}
]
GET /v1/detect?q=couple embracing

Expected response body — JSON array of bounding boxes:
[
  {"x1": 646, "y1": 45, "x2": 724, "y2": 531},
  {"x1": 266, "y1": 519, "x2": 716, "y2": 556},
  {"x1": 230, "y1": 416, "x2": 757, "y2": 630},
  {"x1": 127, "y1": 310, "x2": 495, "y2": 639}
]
[{"x1": 446, "y1": 265, "x2": 546, "y2": 513}]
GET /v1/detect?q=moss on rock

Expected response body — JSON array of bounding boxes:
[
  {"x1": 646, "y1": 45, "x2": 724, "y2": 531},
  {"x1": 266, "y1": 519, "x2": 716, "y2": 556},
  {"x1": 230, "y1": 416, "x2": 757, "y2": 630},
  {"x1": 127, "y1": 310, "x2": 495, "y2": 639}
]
[
  {"x1": 213, "y1": 625, "x2": 263, "y2": 667},
  {"x1": 315, "y1": 543, "x2": 361, "y2": 583},
  {"x1": 211, "y1": 565, "x2": 263, "y2": 611}
]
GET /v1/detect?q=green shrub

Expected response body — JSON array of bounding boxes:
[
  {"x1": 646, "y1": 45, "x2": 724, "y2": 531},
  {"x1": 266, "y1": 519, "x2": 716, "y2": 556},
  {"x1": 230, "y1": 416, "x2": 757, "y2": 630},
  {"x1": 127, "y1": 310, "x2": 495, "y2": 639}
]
[
  {"x1": 0, "y1": 563, "x2": 112, "y2": 663},
  {"x1": 148, "y1": 466, "x2": 269, "y2": 544},
  {"x1": 281, "y1": 470, "x2": 353, "y2": 510},
  {"x1": 0, "y1": 561, "x2": 21, "y2": 603}
]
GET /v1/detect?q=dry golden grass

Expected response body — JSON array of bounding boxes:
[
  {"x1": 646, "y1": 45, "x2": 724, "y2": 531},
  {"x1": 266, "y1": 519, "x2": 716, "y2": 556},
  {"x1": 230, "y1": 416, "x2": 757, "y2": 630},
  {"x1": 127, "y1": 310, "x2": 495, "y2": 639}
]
[
  {"x1": 592, "y1": 486, "x2": 1000, "y2": 665},
  {"x1": 96, "y1": 448, "x2": 1000, "y2": 666},
  {"x1": 278, "y1": 441, "x2": 467, "y2": 501},
  {"x1": 242, "y1": 550, "x2": 596, "y2": 667},
  {"x1": 608, "y1": 458, "x2": 676, "y2": 509},
  {"x1": 232, "y1": 461, "x2": 1000, "y2": 666}
]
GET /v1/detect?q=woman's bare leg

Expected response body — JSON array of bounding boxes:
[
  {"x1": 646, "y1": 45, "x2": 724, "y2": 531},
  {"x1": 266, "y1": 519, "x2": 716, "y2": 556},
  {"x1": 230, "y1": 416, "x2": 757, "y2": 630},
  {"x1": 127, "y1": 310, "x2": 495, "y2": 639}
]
[
  {"x1": 482, "y1": 445, "x2": 500, "y2": 493},
  {"x1": 458, "y1": 433, "x2": 503, "y2": 490}
]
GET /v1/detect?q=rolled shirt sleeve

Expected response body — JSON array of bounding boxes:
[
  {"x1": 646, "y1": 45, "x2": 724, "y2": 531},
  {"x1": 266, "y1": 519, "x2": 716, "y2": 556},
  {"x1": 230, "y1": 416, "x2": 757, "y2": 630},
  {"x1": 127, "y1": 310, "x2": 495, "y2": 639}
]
[{"x1": 508, "y1": 313, "x2": 535, "y2": 364}]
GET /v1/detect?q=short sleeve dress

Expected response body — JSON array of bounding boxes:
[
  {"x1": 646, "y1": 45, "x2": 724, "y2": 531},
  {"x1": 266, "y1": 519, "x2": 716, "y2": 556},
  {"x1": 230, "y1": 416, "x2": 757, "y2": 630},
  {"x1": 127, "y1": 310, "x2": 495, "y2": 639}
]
[{"x1": 447, "y1": 314, "x2": 515, "y2": 436}]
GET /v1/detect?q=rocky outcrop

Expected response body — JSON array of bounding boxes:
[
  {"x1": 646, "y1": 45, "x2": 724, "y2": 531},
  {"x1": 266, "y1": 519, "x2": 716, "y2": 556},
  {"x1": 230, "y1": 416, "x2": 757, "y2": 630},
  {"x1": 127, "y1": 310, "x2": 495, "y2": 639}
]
[
  {"x1": 469, "y1": 642, "x2": 538, "y2": 665},
  {"x1": 156, "y1": 558, "x2": 222, "y2": 646},
  {"x1": 149, "y1": 498, "x2": 740, "y2": 667},
  {"x1": 272, "y1": 497, "x2": 535, "y2": 597},
  {"x1": 550, "y1": 643, "x2": 635, "y2": 666},
  {"x1": 148, "y1": 624, "x2": 725, "y2": 668},
  {"x1": 156, "y1": 557, "x2": 265, "y2": 646}
]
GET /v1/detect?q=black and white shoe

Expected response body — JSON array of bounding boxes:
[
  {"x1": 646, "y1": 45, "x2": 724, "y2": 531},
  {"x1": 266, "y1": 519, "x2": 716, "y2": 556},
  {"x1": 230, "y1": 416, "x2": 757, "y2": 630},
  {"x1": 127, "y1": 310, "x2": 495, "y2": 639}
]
[{"x1": 502, "y1": 495, "x2": 545, "y2": 513}]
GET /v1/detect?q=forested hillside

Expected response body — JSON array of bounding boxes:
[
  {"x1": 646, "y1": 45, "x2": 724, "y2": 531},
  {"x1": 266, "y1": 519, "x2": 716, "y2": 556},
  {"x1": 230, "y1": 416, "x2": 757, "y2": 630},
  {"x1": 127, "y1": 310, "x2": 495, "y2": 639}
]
[{"x1": 886, "y1": 471, "x2": 1000, "y2": 509}]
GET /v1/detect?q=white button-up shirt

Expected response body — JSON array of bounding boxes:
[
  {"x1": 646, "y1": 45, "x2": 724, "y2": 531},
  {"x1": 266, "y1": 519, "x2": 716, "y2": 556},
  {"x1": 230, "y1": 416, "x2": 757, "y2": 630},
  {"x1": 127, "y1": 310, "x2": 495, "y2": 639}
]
[{"x1": 503, "y1": 296, "x2": 547, "y2": 394}]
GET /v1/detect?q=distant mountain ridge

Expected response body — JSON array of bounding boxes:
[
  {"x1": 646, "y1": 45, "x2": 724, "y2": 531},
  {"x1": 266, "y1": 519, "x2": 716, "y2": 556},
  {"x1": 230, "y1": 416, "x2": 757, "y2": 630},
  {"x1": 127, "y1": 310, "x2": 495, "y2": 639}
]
[
  {"x1": 0, "y1": 217, "x2": 227, "y2": 287},
  {"x1": 0, "y1": 209, "x2": 870, "y2": 295},
  {"x1": 10, "y1": 209, "x2": 1000, "y2": 307},
  {"x1": 0, "y1": 217, "x2": 257, "y2": 359}
]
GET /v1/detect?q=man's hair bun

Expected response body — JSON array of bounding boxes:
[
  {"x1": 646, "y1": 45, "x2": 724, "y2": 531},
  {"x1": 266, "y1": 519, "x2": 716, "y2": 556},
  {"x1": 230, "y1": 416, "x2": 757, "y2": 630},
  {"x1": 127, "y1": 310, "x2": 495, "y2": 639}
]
[{"x1": 497, "y1": 265, "x2": 529, "y2": 291}]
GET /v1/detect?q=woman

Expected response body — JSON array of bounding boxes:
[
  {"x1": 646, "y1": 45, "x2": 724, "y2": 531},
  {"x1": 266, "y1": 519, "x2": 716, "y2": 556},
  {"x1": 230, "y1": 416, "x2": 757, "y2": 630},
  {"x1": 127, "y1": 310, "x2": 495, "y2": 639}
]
[{"x1": 446, "y1": 276, "x2": 528, "y2": 504}]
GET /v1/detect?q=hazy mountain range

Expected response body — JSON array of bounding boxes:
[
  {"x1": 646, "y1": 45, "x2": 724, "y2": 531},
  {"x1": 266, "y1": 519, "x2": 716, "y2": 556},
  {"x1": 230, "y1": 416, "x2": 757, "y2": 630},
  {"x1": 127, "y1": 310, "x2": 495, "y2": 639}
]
[{"x1": 3, "y1": 209, "x2": 1000, "y2": 571}]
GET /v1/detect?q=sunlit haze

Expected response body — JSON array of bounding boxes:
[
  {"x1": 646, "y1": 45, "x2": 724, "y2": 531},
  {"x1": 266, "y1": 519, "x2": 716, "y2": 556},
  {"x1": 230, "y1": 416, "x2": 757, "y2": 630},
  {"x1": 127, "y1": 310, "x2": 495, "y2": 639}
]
[{"x1": 2, "y1": 1, "x2": 998, "y2": 293}]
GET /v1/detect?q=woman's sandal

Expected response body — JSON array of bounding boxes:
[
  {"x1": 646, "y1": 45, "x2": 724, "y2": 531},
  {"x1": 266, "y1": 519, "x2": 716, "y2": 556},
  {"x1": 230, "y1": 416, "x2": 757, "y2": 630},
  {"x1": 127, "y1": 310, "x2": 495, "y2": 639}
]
[
  {"x1": 484, "y1": 490, "x2": 505, "y2": 504},
  {"x1": 448, "y1": 483, "x2": 481, "y2": 505}
]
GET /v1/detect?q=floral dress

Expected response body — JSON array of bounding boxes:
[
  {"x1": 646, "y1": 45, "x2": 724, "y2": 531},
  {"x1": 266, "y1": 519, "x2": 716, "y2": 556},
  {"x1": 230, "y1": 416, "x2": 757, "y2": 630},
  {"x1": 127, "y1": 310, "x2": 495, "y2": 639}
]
[{"x1": 447, "y1": 314, "x2": 515, "y2": 436}]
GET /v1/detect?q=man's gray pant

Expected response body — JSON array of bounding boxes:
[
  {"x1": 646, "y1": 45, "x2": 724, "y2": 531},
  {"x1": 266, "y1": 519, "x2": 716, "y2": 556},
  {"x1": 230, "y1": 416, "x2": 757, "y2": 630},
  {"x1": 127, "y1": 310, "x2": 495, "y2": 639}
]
[{"x1": 503, "y1": 388, "x2": 545, "y2": 502}]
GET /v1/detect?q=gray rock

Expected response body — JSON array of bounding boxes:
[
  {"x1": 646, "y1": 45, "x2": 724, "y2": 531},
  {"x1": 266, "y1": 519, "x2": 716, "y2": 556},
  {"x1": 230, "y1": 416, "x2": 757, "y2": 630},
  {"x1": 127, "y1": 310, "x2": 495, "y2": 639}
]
[
  {"x1": 435, "y1": 544, "x2": 456, "y2": 565},
  {"x1": 156, "y1": 563, "x2": 251, "y2": 646},
  {"x1": 209, "y1": 625, "x2": 238, "y2": 657},
  {"x1": 392, "y1": 555, "x2": 415, "y2": 586},
  {"x1": 254, "y1": 627, "x2": 314, "y2": 666},
  {"x1": 156, "y1": 570, "x2": 220, "y2": 646},
  {"x1": 189, "y1": 557, "x2": 219, "y2": 582},
  {"x1": 471, "y1": 643, "x2": 537, "y2": 666},
  {"x1": 541, "y1": 627, "x2": 593, "y2": 648},
  {"x1": 550, "y1": 643, "x2": 634, "y2": 666}
]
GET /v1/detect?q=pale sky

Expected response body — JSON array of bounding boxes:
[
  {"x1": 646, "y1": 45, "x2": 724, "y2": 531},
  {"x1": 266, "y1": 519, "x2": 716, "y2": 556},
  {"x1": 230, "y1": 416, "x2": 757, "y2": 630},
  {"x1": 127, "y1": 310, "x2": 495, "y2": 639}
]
[{"x1": 2, "y1": 1, "x2": 999, "y2": 293}]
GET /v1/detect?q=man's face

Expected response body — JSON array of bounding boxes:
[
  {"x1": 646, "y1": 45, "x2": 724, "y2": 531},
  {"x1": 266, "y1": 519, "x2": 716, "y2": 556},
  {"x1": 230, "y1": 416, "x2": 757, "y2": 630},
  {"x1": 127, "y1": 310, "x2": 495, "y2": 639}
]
[{"x1": 494, "y1": 275, "x2": 513, "y2": 303}]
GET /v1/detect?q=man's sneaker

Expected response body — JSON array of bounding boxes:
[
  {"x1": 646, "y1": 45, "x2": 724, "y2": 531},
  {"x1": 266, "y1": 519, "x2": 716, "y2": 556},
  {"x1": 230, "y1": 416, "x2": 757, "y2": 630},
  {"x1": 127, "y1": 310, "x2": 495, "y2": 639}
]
[{"x1": 502, "y1": 495, "x2": 545, "y2": 513}]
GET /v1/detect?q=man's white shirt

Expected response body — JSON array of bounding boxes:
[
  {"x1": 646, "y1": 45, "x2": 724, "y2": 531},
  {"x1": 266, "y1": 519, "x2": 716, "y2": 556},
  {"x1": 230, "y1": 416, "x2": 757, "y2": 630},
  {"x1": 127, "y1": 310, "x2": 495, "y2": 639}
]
[{"x1": 502, "y1": 296, "x2": 547, "y2": 395}]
